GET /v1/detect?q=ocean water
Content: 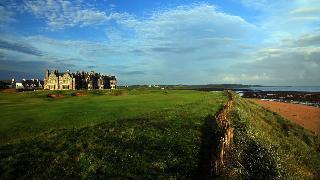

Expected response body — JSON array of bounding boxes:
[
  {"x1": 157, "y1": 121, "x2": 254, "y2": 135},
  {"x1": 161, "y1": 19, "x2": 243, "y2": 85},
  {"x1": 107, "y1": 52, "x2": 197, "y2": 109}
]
[{"x1": 247, "y1": 86, "x2": 320, "y2": 92}]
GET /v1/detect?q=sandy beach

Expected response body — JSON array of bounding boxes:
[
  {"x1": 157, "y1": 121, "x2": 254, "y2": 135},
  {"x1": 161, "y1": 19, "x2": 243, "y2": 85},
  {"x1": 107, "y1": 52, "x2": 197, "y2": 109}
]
[{"x1": 251, "y1": 99, "x2": 320, "y2": 134}]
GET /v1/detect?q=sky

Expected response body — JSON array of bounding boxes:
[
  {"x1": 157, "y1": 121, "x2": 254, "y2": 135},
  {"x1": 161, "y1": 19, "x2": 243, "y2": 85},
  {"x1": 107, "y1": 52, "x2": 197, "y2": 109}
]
[{"x1": 0, "y1": 0, "x2": 319, "y2": 85}]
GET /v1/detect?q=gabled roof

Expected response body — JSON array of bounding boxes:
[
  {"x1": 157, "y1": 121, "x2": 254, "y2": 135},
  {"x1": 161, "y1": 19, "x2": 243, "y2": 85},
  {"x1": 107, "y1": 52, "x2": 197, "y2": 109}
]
[
  {"x1": 0, "y1": 80, "x2": 12, "y2": 84},
  {"x1": 23, "y1": 80, "x2": 41, "y2": 86}
]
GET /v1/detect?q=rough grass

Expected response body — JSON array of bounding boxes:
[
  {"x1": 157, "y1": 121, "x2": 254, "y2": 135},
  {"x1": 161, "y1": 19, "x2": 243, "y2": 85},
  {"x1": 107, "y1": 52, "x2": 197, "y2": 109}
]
[
  {"x1": 225, "y1": 94, "x2": 320, "y2": 179},
  {"x1": 0, "y1": 89, "x2": 227, "y2": 178}
]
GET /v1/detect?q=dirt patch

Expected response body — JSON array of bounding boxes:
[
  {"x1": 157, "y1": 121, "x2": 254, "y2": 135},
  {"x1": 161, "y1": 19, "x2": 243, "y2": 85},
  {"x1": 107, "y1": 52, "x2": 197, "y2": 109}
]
[
  {"x1": 47, "y1": 94, "x2": 64, "y2": 99},
  {"x1": 251, "y1": 99, "x2": 320, "y2": 134},
  {"x1": 0, "y1": 89, "x2": 17, "y2": 93},
  {"x1": 72, "y1": 92, "x2": 87, "y2": 96}
]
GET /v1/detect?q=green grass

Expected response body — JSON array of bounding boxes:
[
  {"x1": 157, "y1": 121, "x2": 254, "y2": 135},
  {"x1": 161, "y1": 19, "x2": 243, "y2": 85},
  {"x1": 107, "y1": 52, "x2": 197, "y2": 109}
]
[
  {"x1": 2, "y1": 90, "x2": 318, "y2": 178},
  {"x1": 0, "y1": 89, "x2": 227, "y2": 178},
  {"x1": 225, "y1": 94, "x2": 320, "y2": 179},
  {"x1": 0, "y1": 89, "x2": 226, "y2": 145}
]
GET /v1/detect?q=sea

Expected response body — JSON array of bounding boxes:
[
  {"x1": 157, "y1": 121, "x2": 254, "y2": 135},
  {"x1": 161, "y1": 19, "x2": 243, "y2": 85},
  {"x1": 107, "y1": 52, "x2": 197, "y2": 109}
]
[{"x1": 245, "y1": 86, "x2": 320, "y2": 92}]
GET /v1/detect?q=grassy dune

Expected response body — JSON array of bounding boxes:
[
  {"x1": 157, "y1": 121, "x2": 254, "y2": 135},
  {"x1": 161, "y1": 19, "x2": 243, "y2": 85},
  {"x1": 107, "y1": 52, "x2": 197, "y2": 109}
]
[
  {"x1": 0, "y1": 89, "x2": 227, "y2": 178},
  {"x1": 225, "y1": 94, "x2": 320, "y2": 179}
]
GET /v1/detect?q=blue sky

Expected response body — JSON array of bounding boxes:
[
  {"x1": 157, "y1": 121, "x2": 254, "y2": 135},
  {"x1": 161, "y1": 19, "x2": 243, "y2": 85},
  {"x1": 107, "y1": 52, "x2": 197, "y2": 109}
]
[{"x1": 0, "y1": 0, "x2": 320, "y2": 85}]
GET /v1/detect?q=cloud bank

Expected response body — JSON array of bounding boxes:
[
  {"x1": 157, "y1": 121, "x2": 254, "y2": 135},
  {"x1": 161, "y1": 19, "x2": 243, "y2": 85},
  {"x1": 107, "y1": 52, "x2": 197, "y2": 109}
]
[{"x1": 0, "y1": 0, "x2": 319, "y2": 85}]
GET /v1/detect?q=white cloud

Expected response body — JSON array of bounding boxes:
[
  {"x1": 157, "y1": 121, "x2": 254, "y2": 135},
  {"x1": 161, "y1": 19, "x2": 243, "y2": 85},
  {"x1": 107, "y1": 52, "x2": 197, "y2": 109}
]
[
  {"x1": 255, "y1": 0, "x2": 320, "y2": 36},
  {"x1": 120, "y1": 4, "x2": 255, "y2": 41},
  {"x1": 290, "y1": 7, "x2": 320, "y2": 14},
  {"x1": 240, "y1": 0, "x2": 270, "y2": 10},
  {"x1": 223, "y1": 73, "x2": 270, "y2": 83},
  {"x1": 260, "y1": 48, "x2": 282, "y2": 54},
  {"x1": 112, "y1": 4, "x2": 255, "y2": 60},
  {"x1": 285, "y1": 31, "x2": 320, "y2": 47},
  {"x1": 23, "y1": 0, "x2": 111, "y2": 29},
  {"x1": 0, "y1": 5, "x2": 16, "y2": 23},
  {"x1": 225, "y1": 31, "x2": 320, "y2": 85},
  {"x1": 1, "y1": 2, "x2": 319, "y2": 85},
  {"x1": 1, "y1": 4, "x2": 258, "y2": 84},
  {"x1": 104, "y1": 4, "x2": 257, "y2": 84}
]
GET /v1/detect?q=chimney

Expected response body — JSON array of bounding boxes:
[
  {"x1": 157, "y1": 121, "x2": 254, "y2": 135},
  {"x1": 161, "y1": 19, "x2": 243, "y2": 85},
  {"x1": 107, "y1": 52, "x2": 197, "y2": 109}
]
[{"x1": 45, "y1": 69, "x2": 49, "y2": 77}]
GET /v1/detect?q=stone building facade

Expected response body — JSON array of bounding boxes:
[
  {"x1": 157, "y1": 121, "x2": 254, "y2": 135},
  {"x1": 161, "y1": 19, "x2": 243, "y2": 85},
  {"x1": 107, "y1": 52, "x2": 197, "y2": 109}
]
[{"x1": 44, "y1": 69, "x2": 117, "y2": 90}]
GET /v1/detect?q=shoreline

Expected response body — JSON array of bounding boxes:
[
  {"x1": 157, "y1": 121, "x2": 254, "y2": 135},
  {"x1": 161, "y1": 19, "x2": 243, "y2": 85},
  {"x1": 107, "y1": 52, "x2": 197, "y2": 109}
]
[{"x1": 240, "y1": 91, "x2": 320, "y2": 108}]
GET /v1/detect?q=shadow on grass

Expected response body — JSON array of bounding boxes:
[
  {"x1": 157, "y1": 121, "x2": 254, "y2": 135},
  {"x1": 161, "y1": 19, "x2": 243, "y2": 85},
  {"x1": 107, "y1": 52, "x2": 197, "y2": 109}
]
[{"x1": 196, "y1": 114, "x2": 222, "y2": 179}]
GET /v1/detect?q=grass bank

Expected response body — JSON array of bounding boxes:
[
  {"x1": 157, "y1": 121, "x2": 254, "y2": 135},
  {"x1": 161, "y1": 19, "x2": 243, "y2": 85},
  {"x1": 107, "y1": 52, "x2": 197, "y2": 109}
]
[
  {"x1": 0, "y1": 89, "x2": 227, "y2": 178},
  {"x1": 224, "y1": 94, "x2": 320, "y2": 179}
]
